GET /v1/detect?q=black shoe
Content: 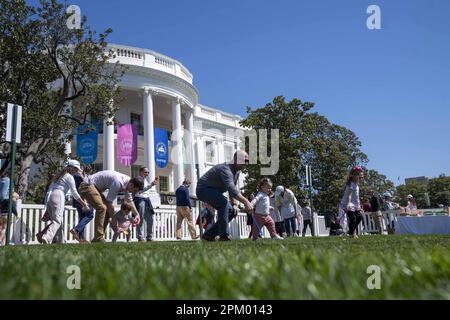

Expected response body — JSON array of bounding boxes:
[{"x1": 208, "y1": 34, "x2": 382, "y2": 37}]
[
  {"x1": 218, "y1": 235, "x2": 232, "y2": 241},
  {"x1": 201, "y1": 234, "x2": 215, "y2": 242},
  {"x1": 146, "y1": 239, "x2": 153, "y2": 242}
]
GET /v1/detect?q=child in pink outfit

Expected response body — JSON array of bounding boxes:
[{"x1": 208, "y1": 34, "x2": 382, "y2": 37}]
[
  {"x1": 112, "y1": 202, "x2": 138, "y2": 242},
  {"x1": 250, "y1": 178, "x2": 284, "y2": 241}
]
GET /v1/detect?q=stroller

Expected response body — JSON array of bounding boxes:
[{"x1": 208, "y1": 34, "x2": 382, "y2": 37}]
[{"x1": 324, "y1": 210, "x2": 345, "y2": 236}]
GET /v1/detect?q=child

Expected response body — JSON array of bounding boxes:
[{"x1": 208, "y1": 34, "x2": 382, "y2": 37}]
[
  {"x1": 196, "y1": 202, "x2": 215, "y2": 233},
  {"x1": 112, "y1": 202, "x2": 138, "y2": 243},
  {"x1": 340, "y1": 166, "x2": 364, "y2": 239},
  {"x1": 250, "y1": 178, "x2": 283, "y2": 241}
]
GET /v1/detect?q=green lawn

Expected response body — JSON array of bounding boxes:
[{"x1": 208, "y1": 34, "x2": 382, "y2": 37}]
[{"x1": 0, "y1": 235, "x2": 449, "y2": 300}]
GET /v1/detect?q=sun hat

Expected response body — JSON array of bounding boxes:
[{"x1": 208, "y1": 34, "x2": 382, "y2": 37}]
[
  {"x1": 66, "y1": 159, "x2": 82, "y2": 172},
  {"x1": 407, "y1": 194, "x2": 414, "y2": 199}
]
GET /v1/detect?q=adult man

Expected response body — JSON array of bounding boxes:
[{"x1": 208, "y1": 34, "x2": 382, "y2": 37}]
[
  {"x1": 275, "y1": 186, "x2": 299, "y2": 237},
  {"x1": 134, "y1": 167, "x2": 158, "y2": 242},
  {"x1": 370, "y1": 191, "x2": 383, "y2": 235},
  {"x1": 78, "y1": 170, "x2": 144, "y2": 242},
  {"x1": 196, "y1": 151, "x2": 253, "y2": 241},
  {"x1": 175, "y1": 179, "x2": 197, "y2": 240}
]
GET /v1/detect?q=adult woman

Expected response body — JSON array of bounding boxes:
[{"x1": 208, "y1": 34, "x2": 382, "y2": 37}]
[
  {"x1": 38, "y1": 160, "x2": 89, "y2": 244},
  {"x1": 407, "y1": 195, "x2": 418, "y2": 211},
  {"x1": 340, "y1": 166, "x2": 364, "y2": 239},
  {"x1": 275, "y1": 186, "x2": 299, "y2": 237}
]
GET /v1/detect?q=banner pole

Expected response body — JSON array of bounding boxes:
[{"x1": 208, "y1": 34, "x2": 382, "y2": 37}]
[{"x1": 5, "y1": 105, "x2": 18, "y2": 246}]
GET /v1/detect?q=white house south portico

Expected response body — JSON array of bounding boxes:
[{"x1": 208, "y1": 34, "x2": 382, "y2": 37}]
[{"x1": 82, "y1": 44, "x2": 244, "y2": 196}]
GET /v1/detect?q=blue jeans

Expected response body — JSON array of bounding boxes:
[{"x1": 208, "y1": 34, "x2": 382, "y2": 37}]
[
  {"x1": 74, "y1": 205, "x2": 94, "y2": 240},
  {"x1": 284, "y1": 217, "x2": 296, "y2": 236},
  {"x1": 134, "y1": 197, "x2": 154, "y2": 240},
  {"x1": 196, "y1": 186, "x2": 234, "y2": 238}
]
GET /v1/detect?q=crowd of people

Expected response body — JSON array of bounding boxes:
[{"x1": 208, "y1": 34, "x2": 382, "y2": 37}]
[{"x1": 0, "y1": 150, "x2": 423, "y2": 245}]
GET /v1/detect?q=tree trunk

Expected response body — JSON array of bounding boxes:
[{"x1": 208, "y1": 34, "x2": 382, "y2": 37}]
[
  {"x1": 16, "y1": 138, "x2": 49, "y2": 199},
  {"x1": 17, "y1": 155, "x2": 34, "y2": 199}
]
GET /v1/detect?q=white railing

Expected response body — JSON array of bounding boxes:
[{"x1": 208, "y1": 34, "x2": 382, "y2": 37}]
[
  {"x1": 8, "y1": 204, "x2": 330, "y2": 245},
  {"x1": 108, "y1": 44, "x2": 194, "y2": 84},
  {"x1": 9, "y1": 204, "x2": 205, "y2": 245},
  {"x1": 12, "y1": 205, "x2": 441, "y2": 245}
]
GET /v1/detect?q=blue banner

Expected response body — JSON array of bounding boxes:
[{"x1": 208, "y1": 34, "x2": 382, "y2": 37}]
[
  {"x1": 76, "y1": 122, "x2": 99, "y2": 164},
  {"x1": 154, "y1": 128, "x2": 169, "y2": 169}
]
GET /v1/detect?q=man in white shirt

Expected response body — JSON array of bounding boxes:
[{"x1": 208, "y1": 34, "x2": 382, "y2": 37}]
[
  {"x1": 79, "y1": 170, "x2": 144, "y2": 242},
  {"x1": 134, "y1": 167, "x2": 158, "y2": 242}
]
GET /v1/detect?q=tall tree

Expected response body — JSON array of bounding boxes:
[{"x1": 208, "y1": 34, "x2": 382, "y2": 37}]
[
  {"x1": 359, "y1": 168, "x2": 395, "y2": 200},
  {"x1": 0, "y1": 0, "x2": 123, "y2": 197},
  {"x1": 239, "y1": 98, "x2": 377, "y2": 212},
  {"x1": 297, "y1": 113, "x2": 369, "y2": 211},
  {"x1": 428, "y1": 175, "x2": 450, "y2": 207},
  {"x1": 239, "y1": 96, "x2": 313, "y2": 198},
  {"x1": 395, "y1": 182, "x2": 428, "y2": 208}
]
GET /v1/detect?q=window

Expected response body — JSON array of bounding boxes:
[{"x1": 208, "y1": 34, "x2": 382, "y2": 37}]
[
  {"x1": 159, "y1": 176, "x2": 169, "y2": 193},
  {"x1": 205, "y1": 140, "x2": 216, "y2": 164},
  {"x1": 224, "y1": 144, "x2": 234, "y2": 163},
  {"x1": 131, "y1": 165, "x2": 141, "y2": 178},
  {"x1": 130, "y1": 113, "x2": 144, "y2": 136}
]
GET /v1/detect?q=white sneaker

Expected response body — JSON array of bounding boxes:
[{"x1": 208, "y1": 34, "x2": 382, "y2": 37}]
[{"x1": 272, "y1": 235, "x2": 284, "y2": 240}]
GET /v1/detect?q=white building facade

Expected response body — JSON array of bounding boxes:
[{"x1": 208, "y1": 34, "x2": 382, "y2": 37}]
[{"x1": 71, "y1": 44, "x2": 245, "y2": 196}]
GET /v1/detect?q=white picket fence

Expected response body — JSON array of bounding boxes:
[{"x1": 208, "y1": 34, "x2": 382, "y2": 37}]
[{"x1": 9, "y1": 204, "x2": 435, "y2": 245}]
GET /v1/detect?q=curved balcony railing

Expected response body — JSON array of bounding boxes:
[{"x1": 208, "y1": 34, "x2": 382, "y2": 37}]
[{"x1": 108, "y1": 44, "x2": 194, "y2": 84}]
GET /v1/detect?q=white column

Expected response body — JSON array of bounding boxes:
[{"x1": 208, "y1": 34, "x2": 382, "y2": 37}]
[
  {"x1": 171, "y1": 97, "x2": 184, "y2": 189},
  {"x1": 184, "y1": 110, "x2": 197, "y2": 195},
  {"x1": 143, "y1": 88, "x2": 156, "y2": 185},
  {"x1": 217, "y1": 137, "x2": 224, "y2": 163},
  {"x1": 103, "y1": 101, "x2": 115, "y2": 171},
  {"x1": 196, "y1": 135, "x2": 205, "y2": 178}
]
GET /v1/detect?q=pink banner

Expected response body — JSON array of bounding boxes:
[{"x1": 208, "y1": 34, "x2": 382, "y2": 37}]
[{"x1": 117, "y1": 124, "x2": 138, "y2": 167}]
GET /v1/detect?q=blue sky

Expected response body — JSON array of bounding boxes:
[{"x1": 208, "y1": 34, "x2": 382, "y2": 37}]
[{"x1": 33, "y1": 0, "x2": 450, "y2": 184}]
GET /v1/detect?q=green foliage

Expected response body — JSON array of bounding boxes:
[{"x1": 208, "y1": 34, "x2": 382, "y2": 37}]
[
  {"x1": 395, "y1": 175, "x2": 450, "y2": 208},
  {"x1": 0, "y1": 0, "x2": 123, "y2": 196},
  {"x1": 239, "y1": 97, "x2": 389, "y2": 212},
  {"x1": 396, "y1": 182, "x2": 428, "y2": 208},
  {"x1": 0, "y1": 236, "x2": 449, "y2": 299},
  {"x1": 428, "y1": 175, "x2": 450, "y2": 207},
  {"x1": 240, "y1": 96, "x2": 313, "y2": 199},
  {"x1": 297, "y1": 113, "x2": 369, "y2": 211},
  {"x1": 360, "y1": 168, "x2": 395, "y2": 201}
]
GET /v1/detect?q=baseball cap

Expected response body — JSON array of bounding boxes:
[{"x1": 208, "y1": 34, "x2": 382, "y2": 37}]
[
  {"x1": 67, "y1": 159, "x2": 82, "y2": 172},
  {"x1": 275, "y1": 186, "x2": 285, "y2": 197}
]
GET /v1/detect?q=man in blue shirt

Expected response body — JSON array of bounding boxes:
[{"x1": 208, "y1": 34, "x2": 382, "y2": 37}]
[
  {"x1": 196, "y1": 151, "x2": 253, "y2": 241},
  {"x1": 175, "y1": 179, "x2": 198, "y2": 240}
]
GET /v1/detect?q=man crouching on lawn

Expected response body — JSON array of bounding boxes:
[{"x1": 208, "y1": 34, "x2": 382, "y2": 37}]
[{"x1": 78, "y1": 170, "x2": 144, "y2": 243}]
